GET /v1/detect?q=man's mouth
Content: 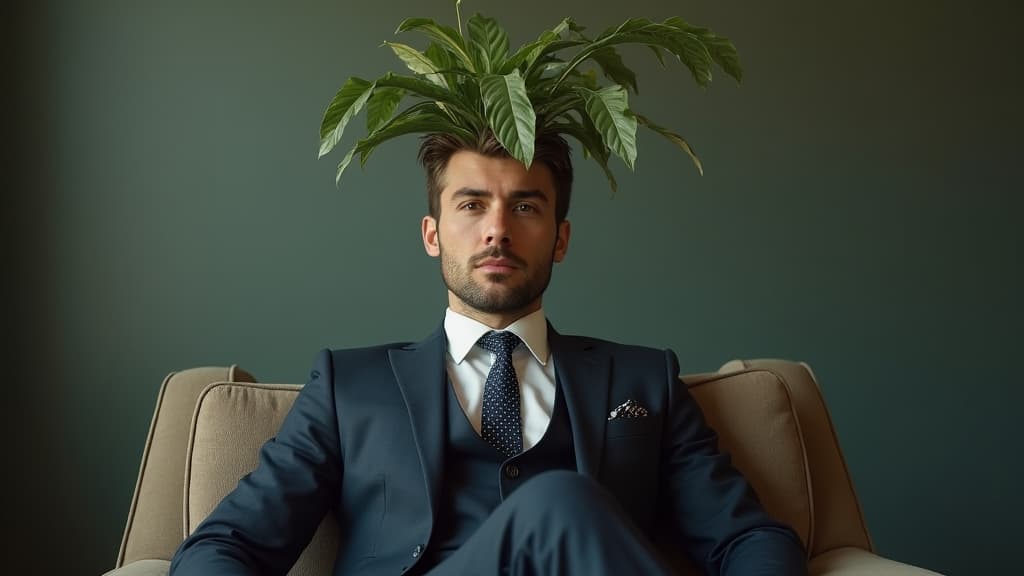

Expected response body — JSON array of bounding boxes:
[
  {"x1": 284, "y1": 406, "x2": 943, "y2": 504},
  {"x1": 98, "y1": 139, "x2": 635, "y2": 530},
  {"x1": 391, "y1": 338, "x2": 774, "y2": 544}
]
[
  {"x1": 472, "y1": 251, "x2": 524, "y2": 274},
  {"x1": 476, "y1": 258, "x2": 519, "y2": 273}
]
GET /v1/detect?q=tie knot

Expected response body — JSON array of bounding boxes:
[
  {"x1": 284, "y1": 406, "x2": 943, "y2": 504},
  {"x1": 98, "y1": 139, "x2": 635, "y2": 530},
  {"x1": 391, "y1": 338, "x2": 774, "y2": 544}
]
[{"x1": 477, "y1": 330, "x2": 521, "y2": 357}]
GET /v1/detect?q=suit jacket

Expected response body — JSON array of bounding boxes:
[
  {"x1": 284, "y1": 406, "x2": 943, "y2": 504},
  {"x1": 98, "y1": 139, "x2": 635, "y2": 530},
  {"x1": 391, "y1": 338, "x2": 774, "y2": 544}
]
[{"x1": 171, "y1": 325, "x2": 805, "y2": 575}]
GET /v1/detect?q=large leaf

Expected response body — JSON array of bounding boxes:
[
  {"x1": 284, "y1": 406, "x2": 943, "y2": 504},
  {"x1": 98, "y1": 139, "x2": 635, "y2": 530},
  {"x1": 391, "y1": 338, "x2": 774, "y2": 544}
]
[
  {"x1": 700, "y1": 34, "x2": 742, "y2": 83},
  {"x1": 552, "y1": 117, "x2": 618, "y2": 193},
  {"x1": 665, "y1": 17, "x2": 742, "y2": 83},
  {"x1": 589, "y1": 47, "x2": 638, "y2": 94},
  {"x1": 384, "y1": 42, "x2": 447, "y2": 87},
  {"x1": 669, "y1": 32, "x2": 714, "y2": 86},
  {"x1": 374, "y1": 72, "x2": 481, "y2": 130},
  {"x1": 534, "y1": 92, "x2": 583, "y2": 122},
  {"x1": 366, "y1": 87, "x2": 404, "y2": 133},
  {"x1": 480, "y1": 70, "x2": 536, "y2": 167},
  {"x1": 467, "y1": 14, "x2": 509, "y2": 74},
  {"x1": 335, "y1": 105, "x2": 473, "y2": 187},
  {"x1": 502, "y1": 17, "x2": 584, "y2": 75},
  {"x1": 523, "y1": 39, "x2": 587, "y2": 81},
  {"x1": 424, "y1": 42, "x2": 457, "y2": 89},
  {"x1": 580, "y1": 85, "x2": 637, "y2": 170},
  {"x1": 319, "y1": 77, "x2": 375, "y2": 158},
  {"x1": 550, "y1": 17, "x2": 723, "y2": 91},
  {"x1": 358, "y1": 108, "x2": 468, "y2": 166},
  {"x1": 633, "y1": 112, "x2": 703, "y2": 176},
  {"x1": 396, "y1": 17, "x2": 476, "y2": 73}
]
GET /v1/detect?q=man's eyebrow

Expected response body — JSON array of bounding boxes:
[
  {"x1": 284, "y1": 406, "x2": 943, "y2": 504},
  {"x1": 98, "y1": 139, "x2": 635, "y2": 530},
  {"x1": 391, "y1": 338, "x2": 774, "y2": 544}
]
[
  {"x1": 509, "y1": 189, "x2": 549, "y2": 203},
  {"x1": 451, "y1": 188, "x2": 491, "y2": 200},
  {"x1": 450, "y1": 188, "x2": 549, "y2": 202}
]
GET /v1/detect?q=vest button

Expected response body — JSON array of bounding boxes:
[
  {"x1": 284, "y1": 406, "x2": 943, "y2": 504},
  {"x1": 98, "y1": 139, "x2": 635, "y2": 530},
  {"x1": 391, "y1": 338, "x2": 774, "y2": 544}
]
[
  {"x1": 504, "y1": 463, "x2": 521, "y2": 479},
  {"x1": 412, "y1": 544, "x2": 423, "y2": 558}
]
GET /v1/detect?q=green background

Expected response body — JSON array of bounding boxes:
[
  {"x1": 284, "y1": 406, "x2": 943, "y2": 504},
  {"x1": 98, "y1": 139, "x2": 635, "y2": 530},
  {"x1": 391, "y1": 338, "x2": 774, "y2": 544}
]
[{"x1": 8, "y1": 1, "x2": 1021, "y2": 574}]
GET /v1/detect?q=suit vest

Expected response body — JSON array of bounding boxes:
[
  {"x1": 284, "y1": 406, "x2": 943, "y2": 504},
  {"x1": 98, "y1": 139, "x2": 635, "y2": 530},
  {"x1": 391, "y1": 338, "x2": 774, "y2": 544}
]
[{"x1": 423, "y1": 376, "x2": 576, "y2": 566}]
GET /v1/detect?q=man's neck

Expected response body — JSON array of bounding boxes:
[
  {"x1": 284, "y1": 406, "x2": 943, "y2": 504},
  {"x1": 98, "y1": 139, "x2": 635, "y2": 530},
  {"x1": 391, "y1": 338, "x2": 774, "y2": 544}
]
[{"x1": 447, "y1": 299, "x2": 542, "y2": 330}]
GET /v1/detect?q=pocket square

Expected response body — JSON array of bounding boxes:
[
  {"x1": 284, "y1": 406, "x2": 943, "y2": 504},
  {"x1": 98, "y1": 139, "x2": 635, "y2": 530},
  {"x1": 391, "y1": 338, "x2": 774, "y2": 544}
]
[{"x1": 608, "y1": 398, "x2": 649, "y2": 420}]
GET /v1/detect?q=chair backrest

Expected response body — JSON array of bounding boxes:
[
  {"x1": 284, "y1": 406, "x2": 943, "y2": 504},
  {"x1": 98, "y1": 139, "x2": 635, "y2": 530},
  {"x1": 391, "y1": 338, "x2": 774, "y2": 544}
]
[
  {"x1": 117, "y1": 365, "x2": 256, "y2": 567},
  {"x1": 116, "y1": 359, "x2": 872, "y2": 572}
]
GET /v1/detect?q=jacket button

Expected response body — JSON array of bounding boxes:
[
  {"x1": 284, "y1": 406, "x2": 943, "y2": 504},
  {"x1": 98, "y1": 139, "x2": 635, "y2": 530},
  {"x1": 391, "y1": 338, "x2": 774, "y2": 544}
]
[
  {"x1": 504, "y1": 464, "x2": 520, "y2": 479},
  {"x1": 412, "y1": 544, "x2": 424, "y2": 558}
]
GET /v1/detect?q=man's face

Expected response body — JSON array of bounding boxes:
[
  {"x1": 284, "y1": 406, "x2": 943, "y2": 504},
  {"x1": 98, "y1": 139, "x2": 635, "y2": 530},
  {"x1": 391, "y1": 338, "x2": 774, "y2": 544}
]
[{"x1": 421, "y1": 150, "x2": 571, "y2": 326}]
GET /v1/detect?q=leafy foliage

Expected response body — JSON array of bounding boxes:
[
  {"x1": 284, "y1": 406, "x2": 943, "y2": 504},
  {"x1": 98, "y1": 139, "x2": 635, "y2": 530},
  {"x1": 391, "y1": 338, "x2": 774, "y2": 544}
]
[{"x1": 319, "y1": 1, "x2": 742, "y2": 190}]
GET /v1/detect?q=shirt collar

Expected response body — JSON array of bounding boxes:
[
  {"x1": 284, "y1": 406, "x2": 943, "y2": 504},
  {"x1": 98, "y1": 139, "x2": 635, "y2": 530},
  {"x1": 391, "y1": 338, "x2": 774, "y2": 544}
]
[{"x1": 444, "y1": 307, "x2": 550, "y2": 366}]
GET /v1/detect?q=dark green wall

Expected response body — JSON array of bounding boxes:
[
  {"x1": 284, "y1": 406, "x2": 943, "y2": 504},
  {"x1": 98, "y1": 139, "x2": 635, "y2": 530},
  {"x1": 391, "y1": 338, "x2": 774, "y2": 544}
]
[{"x1": 14, "y1": 1, "x2": 1021, "y2": 574}]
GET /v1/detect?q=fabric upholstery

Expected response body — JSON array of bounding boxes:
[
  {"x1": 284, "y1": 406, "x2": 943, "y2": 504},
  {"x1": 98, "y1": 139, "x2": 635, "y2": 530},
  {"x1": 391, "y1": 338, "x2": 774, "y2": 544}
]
[
  {"x1": 686, "y1": 369, "x2": 813, "y2": 551},
  {"x1": 185, "y1": 382, "x2": 339, "y2": 576},
  {"x1": 720, "y1": 359, "x2": 873, "y2": 556},
  {"x1": 117, "y1": 366, "x2": 255, "y2": 567},
  {"x1": 808, "y1": 547, "x2": 942, "y2": 575}
]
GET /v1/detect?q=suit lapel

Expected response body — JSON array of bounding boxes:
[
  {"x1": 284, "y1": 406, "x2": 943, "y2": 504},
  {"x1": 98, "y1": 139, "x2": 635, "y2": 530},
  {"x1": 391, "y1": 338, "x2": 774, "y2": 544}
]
[
  {"x1": 389, "y1": 326, "x2": 447, "y2": 523},
  {"x1": 550, "y1": 327, "x2": 611, "y2": 478}
]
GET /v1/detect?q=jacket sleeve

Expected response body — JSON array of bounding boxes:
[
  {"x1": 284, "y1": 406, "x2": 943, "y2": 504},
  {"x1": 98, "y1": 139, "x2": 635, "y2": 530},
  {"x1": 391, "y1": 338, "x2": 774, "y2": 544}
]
[
  {"x1": 170, "y1": 349, "x2": 343, "y2": 575},
  {"x1": 660, "y1": 349, "x2": 807, "y2": 576}
]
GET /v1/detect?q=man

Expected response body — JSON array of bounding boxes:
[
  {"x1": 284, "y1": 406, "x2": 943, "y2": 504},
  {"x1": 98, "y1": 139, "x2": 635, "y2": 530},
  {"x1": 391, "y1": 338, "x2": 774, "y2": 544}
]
[{"x1": 170, "y1": 131, "x2": 807, "y2": 575}]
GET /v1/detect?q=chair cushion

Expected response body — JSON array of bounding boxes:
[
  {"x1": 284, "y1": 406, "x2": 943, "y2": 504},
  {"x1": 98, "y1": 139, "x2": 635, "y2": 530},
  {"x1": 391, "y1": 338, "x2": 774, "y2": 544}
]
[{"x1": 687, "y1": 368, "x2": 813, "y2": 551}]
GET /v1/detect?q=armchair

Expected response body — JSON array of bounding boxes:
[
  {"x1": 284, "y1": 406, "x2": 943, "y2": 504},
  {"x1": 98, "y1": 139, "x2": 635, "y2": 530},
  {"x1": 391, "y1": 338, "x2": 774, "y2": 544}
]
[{"x1": 104, "y1": 359, "x2": 941, "y2": 575}]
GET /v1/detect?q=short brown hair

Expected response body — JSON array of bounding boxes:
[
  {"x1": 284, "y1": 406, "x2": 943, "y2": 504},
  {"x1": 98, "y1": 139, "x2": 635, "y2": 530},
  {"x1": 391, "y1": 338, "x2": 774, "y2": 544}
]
[{"x1": 418, "y1": 130, "x2": 573, "y2": 223}]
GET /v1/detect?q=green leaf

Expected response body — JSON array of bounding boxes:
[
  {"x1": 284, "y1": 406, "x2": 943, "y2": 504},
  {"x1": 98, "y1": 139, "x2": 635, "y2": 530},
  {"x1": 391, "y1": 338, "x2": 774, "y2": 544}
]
[
  {"x1": 702, "y1": 35, "x2": 743, "y2": 83},
  {"x1": 480, "y1": 70, "x2": 536, "y2": 167},
  {"x1": 319, "y1": 77, "x2": 375, "y2": 158},
  {"x1": 523, "y1": 39, "x2": 587, "y2": 80},
  {"x1": 648, "y1": 45, "x2": 667, "y2": 67},
  {"x1": 335, "y1": 146, "x2": 357, "y2": 186},
  {"x1": 358, "y1": 106, "x2": 475, "y2": 166},
  {"x1": 396, "y1": 17, "x2": 476, "y2": 73},
  {"x1": 366, "y1": 87, "x2": 404, "y2": 133},
  {"x1": 669, "y1": 32, "x2": 714, "y2": 86},
  {"x1": 384, "y1": 42, "x2": 447, "y2": 87},
  {"x1": 580, "y1": 85, "x2": 637, "y2": 170},
  {"x1": 663, "y1": 17, "x2": 741, "y2": 82},
  {"x1": 501, "y1": 16, "x2": 585, "y2": 74},
  {"x1": 425, "y1": 42, "x2": 457, "y2": 88},
  {"x1": 633, "y1": 113, "x2": 703, "y2": 176},
  {"x1": 553, "y1": 117, "x2": 617, "y2": 193},
  {"x1": 336, "y1": 105, "x2": 474, "y2": 187},
  {"x1": 468, "y1": 14, "x2": 509, "y2": 74},
  {"x1": 590, "y1": 47, "x2": 638, "y2": 94},
  {"x1": 534, "y1": 92, "x2": 582, "y2": 121},
  {"x1": 374, "y1": 72, "x2": 478, "y2": 127}
]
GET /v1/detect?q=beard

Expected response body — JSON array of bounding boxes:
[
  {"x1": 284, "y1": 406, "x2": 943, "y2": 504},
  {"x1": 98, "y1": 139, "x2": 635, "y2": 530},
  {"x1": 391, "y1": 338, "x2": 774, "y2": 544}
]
[{"x1": 439, "y1": 243, "x2": 555, "y2": 315}]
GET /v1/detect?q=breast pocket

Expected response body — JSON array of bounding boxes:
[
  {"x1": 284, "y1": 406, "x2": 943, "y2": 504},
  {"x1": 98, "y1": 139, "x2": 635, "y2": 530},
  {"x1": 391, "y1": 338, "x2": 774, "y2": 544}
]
[{"x1": 606, "y1": 414, "x2": 660, "y2": 439}]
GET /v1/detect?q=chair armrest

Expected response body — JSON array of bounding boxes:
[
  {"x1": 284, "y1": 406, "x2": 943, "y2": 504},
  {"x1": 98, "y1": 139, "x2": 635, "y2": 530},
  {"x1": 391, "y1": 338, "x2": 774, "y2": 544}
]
[
  {"x1": 101, "y1": 559, "x2": 170, "y2": 576},
  {"x1": 810, "y1": 547, "x2": 943, "y2": 575}
]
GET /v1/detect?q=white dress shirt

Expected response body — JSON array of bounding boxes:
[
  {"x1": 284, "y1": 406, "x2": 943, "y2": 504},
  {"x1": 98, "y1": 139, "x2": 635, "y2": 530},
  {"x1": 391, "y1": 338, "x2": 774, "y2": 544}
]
[{"x1": 444, "y1": 308, "x2": 557, "y2": 451}]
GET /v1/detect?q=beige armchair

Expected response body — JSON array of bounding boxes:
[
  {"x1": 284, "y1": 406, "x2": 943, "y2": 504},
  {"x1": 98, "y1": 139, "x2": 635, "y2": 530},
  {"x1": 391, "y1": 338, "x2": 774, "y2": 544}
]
[{"x1": 105, "y1": 360, "x2": 941, "y2": 575}]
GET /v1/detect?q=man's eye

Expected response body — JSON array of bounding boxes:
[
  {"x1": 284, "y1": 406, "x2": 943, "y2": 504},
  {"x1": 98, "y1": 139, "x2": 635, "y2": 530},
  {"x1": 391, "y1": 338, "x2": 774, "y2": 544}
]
[
  {"x1": 461, "y1": 201, "x2": 481, "y2": 210},
  {"x1": 514, "y1": 203, "x2": 535, "y2": 212}
]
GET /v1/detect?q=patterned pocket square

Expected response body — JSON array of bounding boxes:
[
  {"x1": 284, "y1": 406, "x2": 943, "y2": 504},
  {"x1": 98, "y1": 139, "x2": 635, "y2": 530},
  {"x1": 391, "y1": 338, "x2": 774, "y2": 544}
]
[{"x1": 607, "y1": 398, "x2": 649, "y2": 420}]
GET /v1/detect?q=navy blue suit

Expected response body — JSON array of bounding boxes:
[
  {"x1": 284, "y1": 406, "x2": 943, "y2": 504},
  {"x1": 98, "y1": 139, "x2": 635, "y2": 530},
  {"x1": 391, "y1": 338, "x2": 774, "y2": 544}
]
[{"x1": 171, "y1": 326, "x2": 806, "y2": 575}]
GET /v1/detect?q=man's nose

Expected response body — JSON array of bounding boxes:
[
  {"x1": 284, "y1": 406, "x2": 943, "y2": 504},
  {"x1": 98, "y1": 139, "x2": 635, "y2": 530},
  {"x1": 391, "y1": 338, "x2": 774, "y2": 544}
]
[{"x1": 484, "y1": 206, "x2": 511, "y2": 245}]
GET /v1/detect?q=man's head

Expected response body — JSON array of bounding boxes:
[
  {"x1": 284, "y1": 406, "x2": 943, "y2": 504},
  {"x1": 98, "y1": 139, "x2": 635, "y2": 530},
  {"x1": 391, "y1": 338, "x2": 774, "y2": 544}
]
[{"x1": 419, "y1": 131, "x2": 574, "y2": 328}]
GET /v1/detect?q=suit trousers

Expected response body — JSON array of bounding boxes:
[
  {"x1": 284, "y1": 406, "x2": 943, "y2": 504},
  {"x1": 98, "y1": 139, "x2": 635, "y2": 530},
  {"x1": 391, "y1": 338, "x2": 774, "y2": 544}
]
[{"x1": 425, "y1": 470, "x2": 674, "y2": 576}]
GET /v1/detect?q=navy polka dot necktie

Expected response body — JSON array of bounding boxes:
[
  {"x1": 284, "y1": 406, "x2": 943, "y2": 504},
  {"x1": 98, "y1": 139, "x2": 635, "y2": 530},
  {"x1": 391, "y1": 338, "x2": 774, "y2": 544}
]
[{"x1": 477, "y1": 330, "x2": 524, "y2": 458}]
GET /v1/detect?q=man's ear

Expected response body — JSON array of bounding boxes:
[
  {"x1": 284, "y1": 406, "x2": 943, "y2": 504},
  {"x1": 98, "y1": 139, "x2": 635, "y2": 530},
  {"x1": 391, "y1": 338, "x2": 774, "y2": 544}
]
[
  {"x1": 553, "y1": 219, "x2": 571, "y2": 263},
  {"x1": 422, "y1": 215, "x2": 440, "y2": 257}
]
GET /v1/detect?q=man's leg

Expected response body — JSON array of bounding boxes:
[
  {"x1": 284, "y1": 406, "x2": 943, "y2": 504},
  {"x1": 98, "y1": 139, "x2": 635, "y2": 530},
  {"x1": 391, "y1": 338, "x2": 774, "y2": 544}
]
[{"x1": 427, "y1": 470, "x2": 674, "y2": 576}]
